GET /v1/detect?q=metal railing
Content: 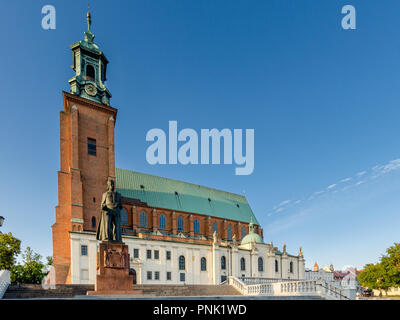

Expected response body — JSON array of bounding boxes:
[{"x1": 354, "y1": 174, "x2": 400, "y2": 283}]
[{"x1": 316, "y1": 281, "x2": 350, "y2": 300}]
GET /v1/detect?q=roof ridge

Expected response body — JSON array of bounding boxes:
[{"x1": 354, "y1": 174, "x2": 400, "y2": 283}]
[{"x1": 116, "y1": 168, "x2": 247, "y2": 200}]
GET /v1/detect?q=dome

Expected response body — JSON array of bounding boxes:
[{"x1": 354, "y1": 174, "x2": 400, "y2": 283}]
[
  {"x1": 240, "y1": 217, "x2": 264, "y2": 245},
  {"x1": 241, "y1": 232, "x2": 264, "y2": 245}
]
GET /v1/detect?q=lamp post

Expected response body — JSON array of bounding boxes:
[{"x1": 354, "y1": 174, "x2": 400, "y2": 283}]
[{"x1": 0, "y1": 216, "x2": 4, "y2": 234}]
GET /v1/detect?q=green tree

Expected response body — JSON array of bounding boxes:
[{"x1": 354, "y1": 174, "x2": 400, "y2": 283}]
[
  {"x1": 11, "y1": 247, "x2": 46, "y2": 284},
  {"x1": 46, "y1": 256, "x2": 53, "y2": 266},
  {"x1": 0, "y1": 232, "x2": 21, "y2": 270},
  {"x1": 358, "y1": 242, "x2": 400, "y2": 296},
  {"x1": 380, "y1": 242, "x2": 400, "y2": 289},
  {"x1": 358, "y1": 263, "x2": 382, "y2": 290}
]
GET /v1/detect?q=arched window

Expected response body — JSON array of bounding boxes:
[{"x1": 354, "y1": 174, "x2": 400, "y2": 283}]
[
  {"x1": 275, "y1": 260, "x2": 279, "y2": 272},
  {"x1": 179, "y1": 255, "x2": 185, "y2": 270},
  {"x1": 86, "y1": 64, "x2": 95, "y2": 80},
  {"x1": 241, "y1": 226, "x2": 246, "y2": 239},
  {"x1": 240, "y1": 257, "x2": 246, "y2": 271},
  {"x1": 121, "y1": 208, "x2": 128, "y2": 225},
  {"x1": 227, "y1": 225, "x2": 232, "y2": 240},
  {"x1": 194, "y1": 219, "x2": 200, "y2": 234},
  {"x1": 159, "y1": 214, "x2": 166, "y2": 230},
  {"x1": 290, "y1": 261, "x2": 293, "y2": 273},
  {"x1": 140, "y1": 211, "x2": 147, "y2": 227},
  {"x1": 201, "y1": 257, "x2": 207, "y2": 271},
  {"x1": 91, "y1": 216, "x2": 96, "y2": 229},
  {"x1": 178, "y1": 216, "x2": 184, "y2": 232},
  {"x1": 212, "y1": 222, "x2": 218, "y2": 234},
  {"x1": 221, "y1": 256, "x2": 226, "y2": 270},
  {"x1": 129, "y1": 269, "x2": 137, "y2": 285},
  {"x1": 258, "y1": 257, "x2": 264, "y2": 272}
]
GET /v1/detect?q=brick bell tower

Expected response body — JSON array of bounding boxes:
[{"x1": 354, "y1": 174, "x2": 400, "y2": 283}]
[{"x1": 52, "y1": 11, "x2": 118, "y2": 284}]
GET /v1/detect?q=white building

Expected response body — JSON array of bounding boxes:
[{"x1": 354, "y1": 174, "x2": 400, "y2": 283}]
[
  {"x1": 305, "y1": 263, "x2": 334, "y2": 283},
  {"x1": 69, "y1": 221, "x2": 305, "y2": 285}
]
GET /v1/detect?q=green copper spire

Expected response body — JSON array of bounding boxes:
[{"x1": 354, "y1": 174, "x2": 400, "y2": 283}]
[{"x1": 68, "y1": 10, "x2": 112, "y2": 106}]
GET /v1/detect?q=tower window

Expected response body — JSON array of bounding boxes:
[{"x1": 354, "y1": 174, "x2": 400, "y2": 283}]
[
  {"x1": 88, "y1": 138, "x2": 96, "y2": 156},
  {"x1": 86, "y1": 64, "x2": 95, "y2": 80},
  {"x1": 91, "y1": 216, "x2": 96, "y2": 229}
]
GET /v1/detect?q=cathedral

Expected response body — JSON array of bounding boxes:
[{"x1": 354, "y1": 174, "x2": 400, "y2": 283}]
[{"x1": 51, "y1": 12, "x2": 305, "y2": 285}]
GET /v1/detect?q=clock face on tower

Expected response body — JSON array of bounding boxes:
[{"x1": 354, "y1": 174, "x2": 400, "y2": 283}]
[{"x1": 85, "y1": 83, "x2": 97, "y2": 96}]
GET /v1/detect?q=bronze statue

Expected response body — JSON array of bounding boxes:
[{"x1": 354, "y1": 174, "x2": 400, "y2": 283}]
[{"x1": 96, "y1": 180, "x2": 122, "y2": 242}]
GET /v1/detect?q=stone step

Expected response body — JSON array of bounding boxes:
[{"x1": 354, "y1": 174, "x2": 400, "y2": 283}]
[
  {"x1": 132, "y1": 285, "x2": 242, "y2": 296},
  {"x1": 3, "y1": 284, "x2": 94, "y2": 299}
]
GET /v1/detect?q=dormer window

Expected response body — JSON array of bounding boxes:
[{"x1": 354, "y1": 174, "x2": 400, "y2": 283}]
[{"x1": 86, "y1": 64, "x2": 95, "y2": 80}]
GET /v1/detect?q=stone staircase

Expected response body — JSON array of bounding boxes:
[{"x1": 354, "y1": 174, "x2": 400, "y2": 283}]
[
  {"x1": 3, "y1": 284, "x2": 94, "y2": 299},
  {"x1": 3, "y1": 283, "x2": 326, "y2": 299},
  {"x1": 3, "y1": 284, "x2": 240, "y2": 299},
  {"x1": 133, "y1": 284, "x2": 242, "y2": 297}
]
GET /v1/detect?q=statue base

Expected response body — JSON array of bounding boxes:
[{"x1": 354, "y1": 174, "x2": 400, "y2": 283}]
[{"x1": 86, "y1": 241, "x2": 141, "y2": 295}]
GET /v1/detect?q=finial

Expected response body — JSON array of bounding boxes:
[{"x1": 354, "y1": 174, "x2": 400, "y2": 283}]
[
  {"x1": 84, "y1": 5, "x2": 95, "y2": 44},
  {"x1": 248, "y1": 217, "x2": 255, "y2": 234},
  {"x1": 86, "y1": 8, "x2": 92, "y2": 31}
]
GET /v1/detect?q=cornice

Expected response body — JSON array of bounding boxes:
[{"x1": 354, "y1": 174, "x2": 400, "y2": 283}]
[{"x1": 62, "y1": 91, "x2": 118, "y2": 119}]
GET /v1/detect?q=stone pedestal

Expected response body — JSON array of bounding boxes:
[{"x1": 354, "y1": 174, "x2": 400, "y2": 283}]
[{"x1": 87, "y1": 241, "x2": 142, "y2": 295}]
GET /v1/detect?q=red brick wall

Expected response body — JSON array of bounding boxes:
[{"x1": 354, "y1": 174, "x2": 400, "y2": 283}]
[
  {"x1": 122, "y1": 204, "x2": 262, "y2": 242},
  {"x1": 52, "y1": 92, "x2": 117, "y2": 284}
]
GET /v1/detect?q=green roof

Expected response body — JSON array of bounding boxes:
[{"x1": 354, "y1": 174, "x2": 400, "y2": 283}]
[{"x1": 115, "y1": 168, "x2": 259, "y2": 225}]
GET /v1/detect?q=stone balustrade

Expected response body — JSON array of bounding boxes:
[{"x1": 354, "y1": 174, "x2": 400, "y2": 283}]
[
  {"x1": 228, "y1": 276, "x2": 354, "y2": 300},
  {"x1": 0, "y1": 270, "x2": 11, "y2": 299}
]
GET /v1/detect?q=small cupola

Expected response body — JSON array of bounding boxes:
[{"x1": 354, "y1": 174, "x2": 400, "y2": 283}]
[{"x1": 68, "y1": 10, "x2": 112, "y2": 106}]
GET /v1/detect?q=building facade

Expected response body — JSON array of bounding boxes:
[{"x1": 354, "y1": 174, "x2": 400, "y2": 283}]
[{"x1": 52, "y1": 12, "x2": 305, "y2": 285}]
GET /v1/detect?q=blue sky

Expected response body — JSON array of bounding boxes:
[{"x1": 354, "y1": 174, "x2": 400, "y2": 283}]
[{"x1": 1, "y1": 0, "x2": 400, "y2": 270}]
